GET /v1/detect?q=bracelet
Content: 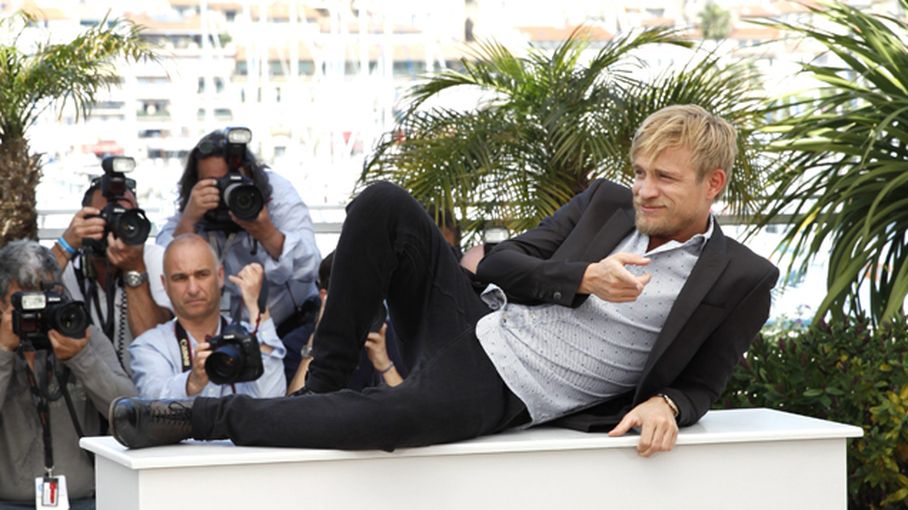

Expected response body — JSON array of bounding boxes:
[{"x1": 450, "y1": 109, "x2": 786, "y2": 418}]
[
  {"x1": 56, "y1": 236, "x2": 77, "y2": 256},
  {"x1": 657, "y1": 393, "x2": 680, "y2": 418},
  {"x1": 377, "y1": 362, "x2": 395, "y2": 375}
]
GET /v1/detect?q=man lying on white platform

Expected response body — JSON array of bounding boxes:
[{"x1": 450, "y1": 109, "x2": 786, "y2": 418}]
[{"x1": 109, "y1": 105, "x2": 779, "y2": 456}]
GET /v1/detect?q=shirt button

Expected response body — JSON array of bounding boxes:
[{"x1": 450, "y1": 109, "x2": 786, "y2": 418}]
[{"x1": 553, "y1": 291, "x2": 563, "y2": 300}]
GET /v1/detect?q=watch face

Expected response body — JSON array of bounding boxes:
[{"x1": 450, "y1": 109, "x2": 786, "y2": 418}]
[{"x1": 125, "y1": 271, "x2": 147, "y2": 287}]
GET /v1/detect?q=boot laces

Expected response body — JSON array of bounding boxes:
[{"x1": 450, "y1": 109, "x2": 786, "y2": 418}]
[{"x1": 149, "y1": 401, "x2": 192, "y2": 426}]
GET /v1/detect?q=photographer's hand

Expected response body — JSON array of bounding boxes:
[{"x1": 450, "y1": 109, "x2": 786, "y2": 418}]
[
  {"x1": 106, "y1": 233, "x2": 146, "y2": 272},
  {"x1": 364, "y1": 324, "x2": 403, "y2": 387},
  {"x1": 176, "y1": 179, "x2": 220, "y2": 235},
  {"x1": 231, "y1": 206, "x2": 285, "y2": 260},
  {"x1": 0, "y1": 306, "x2": 19, "y2": 353},
  {"x1": 53, "y1": 207, "x2": 106, "y2": 269},
  {"x1": 48, "y1": 328, "x2": 89, "y2": 361},
  {"x1": 228, "y1": 263, "x2": 272, "y2": 332},
  {"x1": 186, "y1": 341, "x2": 211, "y2": 396}
]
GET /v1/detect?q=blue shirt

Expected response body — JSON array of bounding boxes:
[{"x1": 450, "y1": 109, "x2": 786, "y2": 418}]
[
  {"x1": 157, "y1": 170, "x2": 321, "y2": 326},
  {"x1": 129, "y1": 317, "x2": 287, "y2": 398}
]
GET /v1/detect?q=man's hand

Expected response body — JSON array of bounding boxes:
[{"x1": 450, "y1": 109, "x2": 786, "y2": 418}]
[
  {"x1": 48, "y1": 328, "x2": 90, "y2": 361},
  {"x1": 608, "y1": 395, "x2": 679, "y2": 457},
  {"x1": 181, "y1": 179, "x2": 220, "y2": 226},
  {"x1": 186, "y1": 341, "x2": 212, "y2": 395},
  {"x1": 364, "y1": 324, "x2": 391, "y2": 372},
  {"x1": 230, "y1": 205, "x2": 285, "y2": 260},
  {"x1": 578, "y1": 252, "x2": 652, "y2": 302},
  {"x1": 62, "y1": 207, "x2": 106, "y2": 252},
  {"x1": 106, "y1": 233, "x2": 146, "y2": 272},
  {"x1": 228, "y1": 263, "x2": 267, "y2": 321},
  {"x1": 0, "y1": 307, "x2": 20, "y2": 352}
]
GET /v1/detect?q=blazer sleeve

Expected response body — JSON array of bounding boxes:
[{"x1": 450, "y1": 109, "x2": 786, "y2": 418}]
[
  {"x1": 476, "y1": 180, "x2": 605, "y2": 306},
  {"x1": 663, "y1": 264, "x2": 779, "y2": 426}
]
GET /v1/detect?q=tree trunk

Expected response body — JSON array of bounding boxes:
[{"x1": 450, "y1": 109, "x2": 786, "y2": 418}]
[{"x1": 0, "y1": 137, "x2": 41, "y2": 244}]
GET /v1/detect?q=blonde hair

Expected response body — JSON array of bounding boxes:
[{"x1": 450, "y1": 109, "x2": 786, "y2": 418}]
[{"x1": 630, "y1": 105, "x2": 738, "y2": 190}]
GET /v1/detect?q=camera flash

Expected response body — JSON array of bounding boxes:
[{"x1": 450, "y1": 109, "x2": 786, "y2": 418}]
[
  {"x1": 101, "y1": 156, "x2": 136, "y2": 174},
  {"x1": 19, "y1": 293, "x2": 46, "y2": 311},
  {"x1": 226, "y1": 127, "x2": 252, "y2": 145}
]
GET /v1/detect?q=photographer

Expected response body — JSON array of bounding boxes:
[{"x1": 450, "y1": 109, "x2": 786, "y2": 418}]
[
  {"x1": 52, "y1": 158, "x2": 172, "y2": 375},
  {"x1": 130, "y1": 233, "x2": 286, "y2": 398},
  {"x1": 286, "y1": 252, "x2": 406, "y2": 394},
  {"x1": 156, "y1": 129, "x2": 320, "y2": 382},
  {"x1": 0, "y1": 240, "x2": 136, "y2": 508}
]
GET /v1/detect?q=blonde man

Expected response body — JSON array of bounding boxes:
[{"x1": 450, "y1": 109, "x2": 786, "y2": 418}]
[{"x1": 111, "y1": 105, "x2": 778, "y2": 456}]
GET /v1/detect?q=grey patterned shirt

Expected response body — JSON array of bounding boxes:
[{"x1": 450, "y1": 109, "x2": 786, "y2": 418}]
[{"x1": 475, "y1": 218, "x2": 714, "y2": 426}]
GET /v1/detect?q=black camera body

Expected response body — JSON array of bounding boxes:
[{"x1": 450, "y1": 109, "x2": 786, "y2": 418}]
[
  {"x1": 200, "y1": 127, "x2": 264, "y2": 233},
  {"x1": 204, "y1": 323, "x2": 263, "y2": 385},
  {"x1": 82, "y1": 156, "x2": 152, "y2": 256},
  {"x1": 12, "y1": 291, "x2": 90, "y2": 350}
]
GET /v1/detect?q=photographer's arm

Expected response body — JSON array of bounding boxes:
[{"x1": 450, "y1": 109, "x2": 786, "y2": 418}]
[
  {"x1": 58, "y1": 326, "x2": 136, "y2": 412},
  {"x1": 231, "y1": 206, "x2": 285, "y2": 260},
  {"x1": 53, "y1": 207, "x2": 105, "y2": 270},
  {"x1": 239, "y1": 173, "x2": 319, "y2": 284},
  {"x1": 365, "y1": 325, "x2": 403, "y2": 387},
  {"x1": 0, "y1": 308, "x2": 19, "y2": 407},
  {"x1": 129, "y1": 329, "x2": 197, "y2": 398},
  {"x1": 170, "y1": 179, "x2": 221, "y2": 237},
  {"x1": 106, "y1": 236, "x2": 172, "y2": 337}
]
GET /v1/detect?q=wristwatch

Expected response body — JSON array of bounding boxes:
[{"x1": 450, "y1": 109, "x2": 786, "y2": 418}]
[{"x1": 123, "y1": 270, "x2": 148, "y2": 288}]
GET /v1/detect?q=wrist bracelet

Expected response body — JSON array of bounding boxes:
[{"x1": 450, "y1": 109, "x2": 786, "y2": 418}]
[
  {"x1": 56, "y1": 236, "x2": 77, "y2": 256},
  {"x1": 377, "y1": 362, "x2": 394, "y2": 375},
  {"x1": 657, "y1": 393, "x2": 680, "y2": 418}
]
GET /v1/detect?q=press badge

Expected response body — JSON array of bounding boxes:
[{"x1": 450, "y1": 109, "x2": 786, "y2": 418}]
[{"x1": 35, "y1": 475, "x2": 70, "y2": 509}]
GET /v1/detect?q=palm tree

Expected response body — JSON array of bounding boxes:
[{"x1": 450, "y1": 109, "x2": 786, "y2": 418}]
[
  {"x1": 361, "y1": 27, "x2": 771, "y2": 242},
  {"x1": 0, "y1": 12, "x2": 155, "y2": 244},
  {"x1": 755, "y1": 0, "x2": 908, "y2": 325}
]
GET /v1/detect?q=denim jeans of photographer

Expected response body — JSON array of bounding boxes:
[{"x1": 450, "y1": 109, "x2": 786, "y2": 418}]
[{"x1": 191, "y1": 182, "x2": 528, "y2": 450}]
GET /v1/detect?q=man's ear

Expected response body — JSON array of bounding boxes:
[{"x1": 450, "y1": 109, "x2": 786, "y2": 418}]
[
  {"x1": 217, "y1": 265, "x2": 225, "y2": 289},
  {"x1": 706, "y1": 168, "x2": 727, "y2": 200}
]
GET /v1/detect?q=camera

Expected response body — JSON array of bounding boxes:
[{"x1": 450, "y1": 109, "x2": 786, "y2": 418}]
[
  {"x1": 201, "y1": 127, "x2": 264, "y2": 232},
  {"x1": 204, "y1": 323, "x2": 264, "y2": 384},
  {"x1": 82, "y1": 156, "x2": 152, "y2": 256},
  {"x1": 12, "y1": 291, "x2": 90, "y2": 350}
]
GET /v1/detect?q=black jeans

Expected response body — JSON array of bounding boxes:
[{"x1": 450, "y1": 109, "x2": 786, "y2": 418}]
[{"x1": 193, "y1": 182, "x2": 528, "y2": 450}]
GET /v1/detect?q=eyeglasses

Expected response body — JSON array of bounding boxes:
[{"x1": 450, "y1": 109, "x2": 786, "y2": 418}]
[{"x1": 195, "y1": 136, "x2": 227, "y2": 157}]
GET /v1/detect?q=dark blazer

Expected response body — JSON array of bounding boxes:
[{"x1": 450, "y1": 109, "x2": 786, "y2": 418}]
[{"x1": 475, "y1": 179, "x2": 779, "y2": 430}]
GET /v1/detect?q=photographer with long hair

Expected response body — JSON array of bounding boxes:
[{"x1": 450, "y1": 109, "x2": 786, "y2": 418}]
[
  {"x1": 156, "y1": 130, "x2": 320, "y2": 384},
  {"x1": 0, "y1": 240, "x2": 136, "y2": 509}
]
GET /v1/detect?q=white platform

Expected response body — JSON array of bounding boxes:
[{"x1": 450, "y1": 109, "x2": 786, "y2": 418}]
[{"x1": 80, "y1": 408, "x2": 862, "y2": 510}]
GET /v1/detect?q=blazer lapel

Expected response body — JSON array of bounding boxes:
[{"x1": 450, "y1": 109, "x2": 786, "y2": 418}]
[
  {"x1": 581, "y1": 207, "x2": 635, "y2": 261},
  {"x1": 638, "y1": 225, "x2": 730, "y2": 379}
]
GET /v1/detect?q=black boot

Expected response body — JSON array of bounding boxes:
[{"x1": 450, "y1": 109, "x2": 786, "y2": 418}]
[{"x1": 109, "y1": 397, "x2": 194, "y2": 449}]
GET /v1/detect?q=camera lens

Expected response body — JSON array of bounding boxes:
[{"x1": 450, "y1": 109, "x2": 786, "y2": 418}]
[
  {"x1": 206, "y1": 344, "x2": 245, "y2": 384},
  {"x1": 223, "y1": 182, "x2": 263, "y2": 221},
  {"x1": 112, "y1": 209, "x2": 152, "y2": 245},
  {"x1": 49, "y1": 302, "x2": 90, "y2": 338}
]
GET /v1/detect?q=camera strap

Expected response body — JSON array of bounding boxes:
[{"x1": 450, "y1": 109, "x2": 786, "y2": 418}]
[
  {"x1": 173, "y1": 317, "x2": 228, "y2": 373},
  {"x1": 74, "y1": 255, "x2": 126, "y2": 369},
  {"x1": 21, "y1": 349, "x2": 55, "y2": 476}
]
